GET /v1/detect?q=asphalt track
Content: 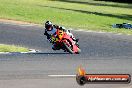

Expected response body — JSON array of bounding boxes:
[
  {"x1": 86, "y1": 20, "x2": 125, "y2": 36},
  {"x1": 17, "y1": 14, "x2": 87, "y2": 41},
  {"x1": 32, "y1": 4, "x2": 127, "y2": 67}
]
[{"x1": 0, "y1": 22, "x2": 132, "y2": 88}]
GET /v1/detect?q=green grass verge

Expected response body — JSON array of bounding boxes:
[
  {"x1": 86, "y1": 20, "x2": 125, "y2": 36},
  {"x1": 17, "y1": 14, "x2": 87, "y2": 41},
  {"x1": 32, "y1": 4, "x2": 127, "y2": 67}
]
[
  {"x1": 0, "y1": 44, "x2": 29, "y2": 52},
  {"x1": 0, "y1": 0, "x2": 132, "y2": 34}
]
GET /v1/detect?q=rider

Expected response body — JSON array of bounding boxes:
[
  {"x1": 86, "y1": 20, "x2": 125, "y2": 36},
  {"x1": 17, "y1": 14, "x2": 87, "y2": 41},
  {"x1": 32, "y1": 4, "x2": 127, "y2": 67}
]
[{"x1": 44, "y1": 21, "x2": 78, "y2": 50}]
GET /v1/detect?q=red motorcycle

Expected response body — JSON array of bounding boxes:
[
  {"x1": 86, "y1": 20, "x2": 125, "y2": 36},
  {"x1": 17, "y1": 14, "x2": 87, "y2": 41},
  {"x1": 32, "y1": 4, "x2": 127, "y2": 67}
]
[{"x1": 51, "y1": 29, "x2": 81, "y2": 54}]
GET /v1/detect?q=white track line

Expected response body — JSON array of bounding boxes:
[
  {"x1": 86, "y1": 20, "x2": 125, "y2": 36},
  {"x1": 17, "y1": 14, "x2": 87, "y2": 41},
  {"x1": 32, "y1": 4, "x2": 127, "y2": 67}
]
[
  {"x1": 48, "y1": 75, "x2": 76, "y2": 77},
  {"x1": 69, "y1": 28, "x2": 132, "y2": 36},
  {"x1": 0, "y1": 49, "x2": 39, "y2": 54},
  {"x1": 0, "y1": 21, "x2": 40, "y2": 27},
  {"x1": 69, "y1": 28, "x2": 107, "y2": 34},
  {"x1": 0, "y1": 52, "x2": 11, "y2": 54}
]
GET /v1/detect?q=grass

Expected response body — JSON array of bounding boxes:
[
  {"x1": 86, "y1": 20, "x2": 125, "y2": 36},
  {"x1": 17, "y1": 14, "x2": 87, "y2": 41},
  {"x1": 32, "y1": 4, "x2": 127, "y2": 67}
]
[
  {"x1": 0, "y1": 0, "x2": 132, "y2": 34},
  {"x1": 0, "y1": 44, "x2": 29, "y2": 52}
]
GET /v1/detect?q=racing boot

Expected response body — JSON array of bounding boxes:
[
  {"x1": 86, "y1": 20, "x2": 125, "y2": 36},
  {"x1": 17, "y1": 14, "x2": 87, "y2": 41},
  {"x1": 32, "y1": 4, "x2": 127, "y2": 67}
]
[{"x1": 52, "y1": 44, "x2": 60, "y2": 50}]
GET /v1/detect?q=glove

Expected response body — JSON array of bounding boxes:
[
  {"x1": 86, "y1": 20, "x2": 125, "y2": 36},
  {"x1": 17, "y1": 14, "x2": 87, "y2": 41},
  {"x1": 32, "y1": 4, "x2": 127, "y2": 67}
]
[
  {"x1": 48, "y1": 38, "x2": 53, "y2": 43},
  {"x1": 44, "y1": 32, "x2": 46, "y2": 35}
]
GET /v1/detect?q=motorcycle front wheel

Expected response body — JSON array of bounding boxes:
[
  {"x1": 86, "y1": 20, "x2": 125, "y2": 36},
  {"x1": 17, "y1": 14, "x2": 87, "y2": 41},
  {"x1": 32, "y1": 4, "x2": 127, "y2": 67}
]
[{"x1": 62, "y1": 39, "x2": 74, "y2": 54}]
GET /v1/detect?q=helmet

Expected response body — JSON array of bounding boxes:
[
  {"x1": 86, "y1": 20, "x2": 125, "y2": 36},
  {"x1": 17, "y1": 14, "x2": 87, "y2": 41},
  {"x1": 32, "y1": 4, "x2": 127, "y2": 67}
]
[{"x1": 45, "y1": 21, "x2": 53, "y2": 31}]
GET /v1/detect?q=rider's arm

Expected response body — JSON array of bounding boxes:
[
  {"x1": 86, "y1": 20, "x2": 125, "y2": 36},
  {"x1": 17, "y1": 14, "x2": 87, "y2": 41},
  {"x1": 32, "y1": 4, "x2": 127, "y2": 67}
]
[
  {"x1": 44, "y1": 30, "x2": 50, "y2": 39},
  {"x1": 44, "y1": 29, "x2": 53, "y2": 43}
]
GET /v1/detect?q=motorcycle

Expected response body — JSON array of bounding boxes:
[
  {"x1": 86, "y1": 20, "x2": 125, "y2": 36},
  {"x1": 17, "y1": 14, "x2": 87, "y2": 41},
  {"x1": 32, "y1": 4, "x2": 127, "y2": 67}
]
[{"x1": 50, "y1": 29, "x2": 81, "y2": 54}]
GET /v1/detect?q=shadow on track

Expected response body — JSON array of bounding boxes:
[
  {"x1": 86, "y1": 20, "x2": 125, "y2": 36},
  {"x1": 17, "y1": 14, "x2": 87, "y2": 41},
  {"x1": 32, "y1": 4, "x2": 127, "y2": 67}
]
[
  {"x1": 0, "y1": 52, "x2": 70, "y2": 55},
  {"x1": 25, "y1": 52, "x2": 69, "y2": 55}
]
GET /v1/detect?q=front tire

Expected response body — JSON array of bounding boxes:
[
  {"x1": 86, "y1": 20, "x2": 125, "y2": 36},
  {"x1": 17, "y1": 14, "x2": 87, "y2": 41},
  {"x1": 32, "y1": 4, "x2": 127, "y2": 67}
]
[
  {"x1": 76, "y1": 48, "x2": 81, "y2": 54},
  {"x1": 63, "y1": 40, "x2": 74, "y2": 54}
]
